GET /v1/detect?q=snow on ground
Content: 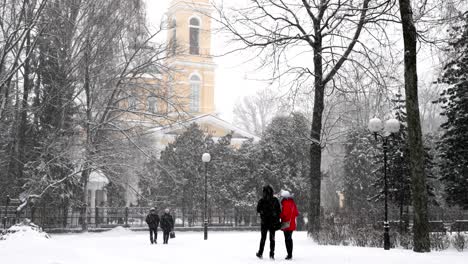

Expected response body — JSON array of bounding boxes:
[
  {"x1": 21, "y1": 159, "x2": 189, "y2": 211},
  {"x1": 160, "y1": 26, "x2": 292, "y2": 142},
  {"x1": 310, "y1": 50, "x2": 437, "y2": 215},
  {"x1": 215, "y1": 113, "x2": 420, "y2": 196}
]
[{"x1": 0, "y1": 229, "x2": 467, "y2": 264}]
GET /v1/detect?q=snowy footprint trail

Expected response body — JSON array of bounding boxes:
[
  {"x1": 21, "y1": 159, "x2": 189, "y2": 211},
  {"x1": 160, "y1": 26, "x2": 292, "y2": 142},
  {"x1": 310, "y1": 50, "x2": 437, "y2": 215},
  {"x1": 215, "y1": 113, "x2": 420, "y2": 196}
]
[{"x1": 1, "y1": 230, "x2": 467, "y2": 264}]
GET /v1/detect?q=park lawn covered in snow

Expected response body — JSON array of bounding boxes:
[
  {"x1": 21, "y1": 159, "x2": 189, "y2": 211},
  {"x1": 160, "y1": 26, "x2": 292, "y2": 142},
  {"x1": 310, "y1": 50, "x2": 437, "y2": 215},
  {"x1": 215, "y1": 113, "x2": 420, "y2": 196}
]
[{"x1": 1, "y1": 228, "x2": 467, "y2": 264}]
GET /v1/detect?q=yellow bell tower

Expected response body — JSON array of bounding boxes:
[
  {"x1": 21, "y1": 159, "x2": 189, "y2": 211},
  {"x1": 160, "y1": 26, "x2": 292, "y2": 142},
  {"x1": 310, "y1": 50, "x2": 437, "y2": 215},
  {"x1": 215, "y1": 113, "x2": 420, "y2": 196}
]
[{"x1": 166, "y1": 0, "x2": 216, "y2": 116}]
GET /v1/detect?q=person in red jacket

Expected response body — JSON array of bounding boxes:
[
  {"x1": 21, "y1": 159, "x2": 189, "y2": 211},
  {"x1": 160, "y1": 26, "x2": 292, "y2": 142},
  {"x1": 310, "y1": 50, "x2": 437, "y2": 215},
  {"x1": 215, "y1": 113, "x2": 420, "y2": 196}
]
[{"x1": 279, "y1": 190, "x2": 299, "y2": 260}]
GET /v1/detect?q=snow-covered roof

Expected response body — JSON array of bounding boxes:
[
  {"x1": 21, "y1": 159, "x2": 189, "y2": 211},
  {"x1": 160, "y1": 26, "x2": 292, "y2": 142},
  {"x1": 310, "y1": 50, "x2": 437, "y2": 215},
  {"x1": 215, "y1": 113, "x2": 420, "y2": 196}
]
[
  {"x1": 149, "y1": 114, "x2": 260, "y2": 142},
  {"x1": 89, "y1": 170, "x2": 109, "y2": 184}
]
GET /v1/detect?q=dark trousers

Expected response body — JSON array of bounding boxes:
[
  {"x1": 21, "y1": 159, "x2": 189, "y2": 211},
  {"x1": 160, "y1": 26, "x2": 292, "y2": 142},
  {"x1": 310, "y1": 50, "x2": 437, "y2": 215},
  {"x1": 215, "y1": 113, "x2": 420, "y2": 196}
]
[
  {"x1": 284, "y1": 231, "x2": 293, "y2": 257},
  {"x1": 149, "y1": 227, "x2": 158, "y2": 243},
  {"x1": 163, "y1": 230, "x2": 170, "y2": 244},
  {"x1": 258, "y1": 224, "x2": 276, "y2": 257}
]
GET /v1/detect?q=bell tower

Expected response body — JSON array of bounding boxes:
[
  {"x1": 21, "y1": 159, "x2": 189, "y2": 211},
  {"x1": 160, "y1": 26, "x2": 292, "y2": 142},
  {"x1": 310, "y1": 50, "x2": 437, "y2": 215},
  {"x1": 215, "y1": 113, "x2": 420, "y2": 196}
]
[{"x1": 166, "y1": 0, "x2": 216, "y2": 115}]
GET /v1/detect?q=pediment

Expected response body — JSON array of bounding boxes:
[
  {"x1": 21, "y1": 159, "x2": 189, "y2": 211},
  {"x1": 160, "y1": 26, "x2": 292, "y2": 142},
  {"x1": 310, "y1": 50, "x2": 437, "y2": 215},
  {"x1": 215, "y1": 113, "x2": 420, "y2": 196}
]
[{"x1": 150, "y1": 114, "x2": 260, "y2": 142}]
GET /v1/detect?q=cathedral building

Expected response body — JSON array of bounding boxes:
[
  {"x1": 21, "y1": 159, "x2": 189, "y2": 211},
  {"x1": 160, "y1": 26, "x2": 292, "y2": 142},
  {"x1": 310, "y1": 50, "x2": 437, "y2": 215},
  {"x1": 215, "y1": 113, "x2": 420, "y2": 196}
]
[
  {"x1": 148, "y1": 0, "x2": 259, "y2": 154},
  {"x1": 114, "y1": 0, "x2": 259, "y2": 206}
]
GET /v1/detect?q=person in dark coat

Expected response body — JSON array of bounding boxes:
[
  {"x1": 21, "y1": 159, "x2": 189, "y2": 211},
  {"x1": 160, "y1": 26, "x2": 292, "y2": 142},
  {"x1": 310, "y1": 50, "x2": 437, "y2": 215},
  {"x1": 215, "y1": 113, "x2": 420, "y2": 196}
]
[
  {"x1": 279, "y1": 190, "x2": 299, "y2": 260},
  {"x1": 145, "y1": 207, "x2": 160, "y2": 244},
  {"x1": 256, "y1": 185, "x2": 281, "y2": 259},
  {"x1": 160, "y1": 208, "x2": 174, "y2": 244}
]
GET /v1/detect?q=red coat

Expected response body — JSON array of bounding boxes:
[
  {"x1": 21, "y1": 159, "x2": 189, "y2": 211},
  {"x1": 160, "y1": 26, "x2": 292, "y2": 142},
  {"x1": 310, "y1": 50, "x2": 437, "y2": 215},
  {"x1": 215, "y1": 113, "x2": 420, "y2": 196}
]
[{"x1": 280, "y1": 198, "x2": 299, "y2": 231}]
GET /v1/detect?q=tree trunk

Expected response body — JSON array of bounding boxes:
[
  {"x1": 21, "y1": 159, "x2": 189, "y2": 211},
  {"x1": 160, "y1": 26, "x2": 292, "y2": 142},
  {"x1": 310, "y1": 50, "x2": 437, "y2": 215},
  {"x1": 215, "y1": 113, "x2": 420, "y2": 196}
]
[
  {"x1": 80, "y1": 168, "x2": 90, "y2": 231},
  {"x1": 398, "y1": 0, "x2": 430, "y2": 252},
  {"x1": 81, "y1": 39, "x2": 92, "y2": 232},
  {"x1": 308, "y1": 32, "x2": 324, "y2": 238},
  {"x1": 16, "y1": 18, "x2": 32, "y2": 184}
]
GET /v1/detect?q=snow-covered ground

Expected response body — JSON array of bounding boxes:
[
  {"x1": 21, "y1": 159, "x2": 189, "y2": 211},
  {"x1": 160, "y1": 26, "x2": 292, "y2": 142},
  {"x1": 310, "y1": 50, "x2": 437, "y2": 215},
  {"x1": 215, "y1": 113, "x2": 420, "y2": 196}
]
[{"x1": 1, "y1": 228, "x2": 467, "y2": 264}]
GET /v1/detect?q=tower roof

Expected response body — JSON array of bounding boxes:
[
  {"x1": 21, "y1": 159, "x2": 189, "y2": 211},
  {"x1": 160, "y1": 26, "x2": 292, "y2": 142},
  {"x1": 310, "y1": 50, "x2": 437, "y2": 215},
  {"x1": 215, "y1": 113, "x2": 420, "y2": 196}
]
[{"x1": 168, "y1": 0, "x2": 213, "y2": 14}]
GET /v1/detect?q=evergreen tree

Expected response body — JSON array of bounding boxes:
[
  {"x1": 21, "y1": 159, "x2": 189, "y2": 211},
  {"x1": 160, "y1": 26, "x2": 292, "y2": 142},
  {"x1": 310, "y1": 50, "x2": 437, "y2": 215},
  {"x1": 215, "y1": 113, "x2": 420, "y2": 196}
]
[
  {"x1": 259, "y1": 113, "x2": 310, "y2": 212},
  {"x1": 157, "y1": 124, "x2": 211, "y2": 223},
  {"x1": 437, "y1": 15, "x2": 468, "y2": 209},
  {"x1": 342, "y1": 128, "x2": 379, "y2": 213}
]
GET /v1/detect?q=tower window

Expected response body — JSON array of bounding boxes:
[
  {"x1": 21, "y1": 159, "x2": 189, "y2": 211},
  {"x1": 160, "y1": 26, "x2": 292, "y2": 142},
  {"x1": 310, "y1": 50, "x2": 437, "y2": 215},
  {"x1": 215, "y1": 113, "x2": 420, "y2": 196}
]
[
  {"x1": 189, "y1": 17, "x2": 200, "y2": 55},
  {"x1": 128, "y1": 96, "x2": 137, "y2": 110},
  {"x1": 147, "y1": 96, "x2": 157, "y2": 113},
  {"x1": 170, "y1": 18, "x2": 177, "y2": 56},
  {"x1": 189, "y1": 75, "x2": 201, "y2": 112}
]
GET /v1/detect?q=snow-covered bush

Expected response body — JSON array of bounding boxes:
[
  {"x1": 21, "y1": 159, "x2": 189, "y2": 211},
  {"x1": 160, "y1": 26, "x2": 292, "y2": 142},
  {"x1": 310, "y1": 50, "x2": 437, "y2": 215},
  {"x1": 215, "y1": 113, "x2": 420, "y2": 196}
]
[
  {"x1": 429, "y1": 233, "x2": 451, "y2": 251},
  {"x1": 0, "y1": 219, "x2": 50, "y2": 241},
  {"x1": 396, "y1": 232, "x2": 413, "y2": 249},
  {"x1": 317, "y1": 224, "x2": 348, "y2": 246},
  {"x1": 452, "y1": 232, "x2": 467, "y2": 252},
  {"x1": 366, "y1": 229, "x2": 384, "y2": 248},
  {"x1": 351, "y1": 227, "x2": 368, "y2": 247}
]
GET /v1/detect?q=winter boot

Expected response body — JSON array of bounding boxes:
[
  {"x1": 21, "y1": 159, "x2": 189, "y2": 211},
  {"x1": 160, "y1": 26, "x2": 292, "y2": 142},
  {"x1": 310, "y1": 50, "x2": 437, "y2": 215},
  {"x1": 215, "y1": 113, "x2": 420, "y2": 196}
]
[
  {"x1": 256, "y1": 252, "x2": 262, "y2": 259},
  {"x1": 269, "y1": 253, "x2": 274, "y2": 260}
]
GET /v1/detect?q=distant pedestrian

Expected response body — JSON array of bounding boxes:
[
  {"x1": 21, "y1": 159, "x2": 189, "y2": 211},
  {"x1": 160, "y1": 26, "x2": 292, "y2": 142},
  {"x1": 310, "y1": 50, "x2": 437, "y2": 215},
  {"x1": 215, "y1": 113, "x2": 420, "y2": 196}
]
[
  {"x1": 160, "y1": 208, "x2": 174, "y2": 244},
  {"x1": 145, "y1": 207, "x2": 160, "y2": 244},
  {"x1": 256, "y1": 185, "x2": 281, "y2": 260},
  {"x1": 279, "y1": 190, "x2": 299, "y2": 260}
]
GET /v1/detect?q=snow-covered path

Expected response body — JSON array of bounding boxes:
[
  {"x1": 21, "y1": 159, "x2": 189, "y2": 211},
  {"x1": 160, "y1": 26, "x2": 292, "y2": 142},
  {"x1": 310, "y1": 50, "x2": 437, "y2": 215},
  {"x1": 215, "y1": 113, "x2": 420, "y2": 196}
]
[{"x1": 1, "y1": 229, "x2": 467, "y2": 264}]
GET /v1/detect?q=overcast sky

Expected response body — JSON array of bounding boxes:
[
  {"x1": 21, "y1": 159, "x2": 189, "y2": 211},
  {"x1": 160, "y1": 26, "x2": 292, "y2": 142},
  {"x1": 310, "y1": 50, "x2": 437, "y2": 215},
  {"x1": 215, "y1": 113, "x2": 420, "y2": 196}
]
[{"x1": 145, "y1": 0, "x2": 267, "y2": 122}]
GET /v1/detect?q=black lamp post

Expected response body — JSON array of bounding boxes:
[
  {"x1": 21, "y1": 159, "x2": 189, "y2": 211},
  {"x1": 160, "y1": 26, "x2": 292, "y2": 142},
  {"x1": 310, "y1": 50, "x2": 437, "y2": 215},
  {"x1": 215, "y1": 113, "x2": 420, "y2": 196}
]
[
  {"x1": 368, "y1": 117, "x2": 400, "y2": 250},
  {"x1": 202, "y1": 152, "x2": 211, "y2": 240}
]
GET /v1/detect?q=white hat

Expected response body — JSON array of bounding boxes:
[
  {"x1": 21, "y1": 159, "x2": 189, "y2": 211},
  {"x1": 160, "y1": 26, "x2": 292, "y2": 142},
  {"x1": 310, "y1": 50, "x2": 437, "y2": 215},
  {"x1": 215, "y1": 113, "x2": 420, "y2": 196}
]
[{"x1": 280, "y1": 190, "x2": 291, "y2": 198}]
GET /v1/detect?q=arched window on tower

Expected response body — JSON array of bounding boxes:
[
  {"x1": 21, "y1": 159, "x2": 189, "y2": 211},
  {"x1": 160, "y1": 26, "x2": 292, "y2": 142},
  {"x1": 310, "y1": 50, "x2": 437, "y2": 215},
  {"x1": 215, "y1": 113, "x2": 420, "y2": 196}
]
[
  {"x1": 189, "y1": 17, "x2": 200, "y2": 55},
  {"x1": 147, "y1": 96, "x2": 158, "y2": 113},
  {"x1": 189, "y1": 74, "x2": 201, "y2": 112},
  {"x1": 128, "y1": 95, "x2": 137, "y2": 110},
  {"x1": 170, "y1": 18, "x2": 177, "y2": 56}
]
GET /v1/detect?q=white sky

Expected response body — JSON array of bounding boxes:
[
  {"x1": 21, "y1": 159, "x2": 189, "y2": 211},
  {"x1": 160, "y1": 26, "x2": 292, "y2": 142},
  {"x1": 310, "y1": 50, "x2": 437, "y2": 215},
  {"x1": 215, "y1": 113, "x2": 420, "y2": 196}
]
[{"x1": 145, "y1": 0, "x2": 267, "y2": 122}]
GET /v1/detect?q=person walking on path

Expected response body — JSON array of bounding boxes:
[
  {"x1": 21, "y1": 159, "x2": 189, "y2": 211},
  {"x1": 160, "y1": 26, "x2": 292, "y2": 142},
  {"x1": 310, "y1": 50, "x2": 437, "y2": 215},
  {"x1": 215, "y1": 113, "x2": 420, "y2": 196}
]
[
  {"x1": 145, "y1": 207, "x2": 160, "y2": 244},
  {"x1": 256, "y1": 185, "x2": 281, "y2": 259},
  {"x1": 160, "y1": 208, "x2": 174, "y2": 244},
  {"x1": 279, "y1": 190, "x2": 299, "y2": 260}
]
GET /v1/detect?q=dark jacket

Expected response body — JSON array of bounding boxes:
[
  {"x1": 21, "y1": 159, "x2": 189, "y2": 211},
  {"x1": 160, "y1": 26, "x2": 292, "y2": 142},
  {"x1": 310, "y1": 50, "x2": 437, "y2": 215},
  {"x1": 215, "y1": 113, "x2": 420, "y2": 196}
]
[
  {"x1": 256, "y1": 186, "x2": 281, "y2": 226},
  {"x1": 146, "y1": 212, "x2": 160, "y2": 229},
  {"x1": 160, "y1": 213, "x2": 174, "y2": 232}
]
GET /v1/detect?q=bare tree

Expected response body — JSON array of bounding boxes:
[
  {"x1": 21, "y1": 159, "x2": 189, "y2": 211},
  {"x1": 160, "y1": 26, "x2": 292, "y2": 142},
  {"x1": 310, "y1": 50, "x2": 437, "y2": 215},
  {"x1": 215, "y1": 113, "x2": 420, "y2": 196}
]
[
  {"x1": 215, "y1": 0, "x2": 395, "y2": 237},
  {"x1": 233, "y1": 88, "x2": 280, "y2": 135},
  {"x1": 0, "y1": 0, "x2": 48, "y2": 195},
  {"x1": 398, "y1": 0, "x2": 430, "y2": 252},
  {"x1": 0, "y1": 0, "x2": 183, "y2": 230}
]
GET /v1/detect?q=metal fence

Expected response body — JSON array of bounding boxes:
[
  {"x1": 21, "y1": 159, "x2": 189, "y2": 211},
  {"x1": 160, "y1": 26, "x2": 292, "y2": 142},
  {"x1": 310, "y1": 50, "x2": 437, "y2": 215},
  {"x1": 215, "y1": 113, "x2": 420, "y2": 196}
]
[
  {"x1": 2, "y1": 203, "x2": 468, "y2": 232},
  {"x1": 1, "y1": 205, "x2": 261, "y2": 231}
]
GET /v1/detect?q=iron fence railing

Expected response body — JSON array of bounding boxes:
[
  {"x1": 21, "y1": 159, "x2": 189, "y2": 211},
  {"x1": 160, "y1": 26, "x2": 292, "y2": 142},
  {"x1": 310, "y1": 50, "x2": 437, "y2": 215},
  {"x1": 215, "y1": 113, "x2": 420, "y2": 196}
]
[
  {"x1": 1, "y1": 206, "x2": 261, "y2": 231},
  {"x1": 2, "y1": 202, "x2": 467, "y2": 232}
]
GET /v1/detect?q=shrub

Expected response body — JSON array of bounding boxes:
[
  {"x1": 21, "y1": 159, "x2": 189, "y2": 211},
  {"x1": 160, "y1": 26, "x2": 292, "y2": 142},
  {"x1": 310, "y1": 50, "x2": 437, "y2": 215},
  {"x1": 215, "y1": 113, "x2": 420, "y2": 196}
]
[
  {"x1": 317, "y1": 224, "x2": 348, "y2": 246},
  {"x1": 430, "y1": 233, "x2": 450, "y2": 251},
  {"x1": 398, "y1": 232, "x2": 413, "y2": 250},
  {"x1": 351, "y1": 227, "x2": 369, "y2": 247},
  {"x1": 452, "y1": 233, "x2": 467, "y2": 252}
]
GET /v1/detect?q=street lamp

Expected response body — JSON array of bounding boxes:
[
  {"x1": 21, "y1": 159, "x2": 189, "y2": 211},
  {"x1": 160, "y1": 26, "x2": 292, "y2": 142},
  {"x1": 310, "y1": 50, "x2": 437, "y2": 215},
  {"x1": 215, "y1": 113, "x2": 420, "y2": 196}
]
[
  {"x1": 368, "y1": 117, "x2": 400, "y2": 250},
  {"x1": 202, "y1": 152, "x2": 211, "y2": 240}
]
